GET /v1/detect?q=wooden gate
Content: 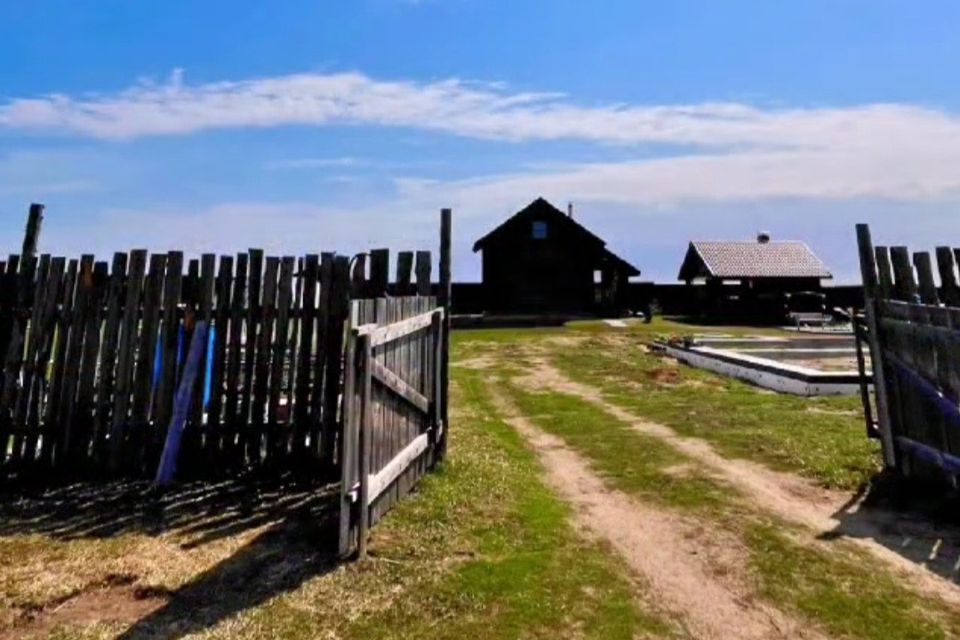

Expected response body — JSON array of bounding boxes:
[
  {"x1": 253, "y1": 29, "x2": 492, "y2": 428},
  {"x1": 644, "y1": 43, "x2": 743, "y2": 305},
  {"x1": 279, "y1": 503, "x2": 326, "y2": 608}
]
[
  {"x1": 856, "y1": 223, "x2": 960, "y2": 479},
  {"x1": 338, "y1": 213, "x2": 452, "y2": 557}
]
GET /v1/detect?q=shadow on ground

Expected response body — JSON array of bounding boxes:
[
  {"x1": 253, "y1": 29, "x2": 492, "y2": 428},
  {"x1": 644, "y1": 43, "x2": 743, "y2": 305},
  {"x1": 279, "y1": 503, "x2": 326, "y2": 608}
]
[
  {"x1": 0, "y1": 476, "x2": 343, "y2": 639},
  {"x1": 828, "y1": 471, "x2": 960, "y2": 583},
  {"x1": 117, "y1": 511, "x2": 340, "y2": 639},
  {"x1": 0, "y1": 474, "x2": 338, "y2": 549}
]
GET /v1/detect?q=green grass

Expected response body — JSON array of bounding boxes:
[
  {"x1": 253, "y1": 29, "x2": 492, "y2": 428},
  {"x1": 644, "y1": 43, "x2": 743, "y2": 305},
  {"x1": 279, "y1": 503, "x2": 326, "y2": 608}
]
[
  {"x1": 0, "y1": 347, "x2": 676, "y2": 639},
  {"x1": 748, "y1": 523, "x2": 960, "y2": 640},
  {"x1": 489, "y1": 363, "x2": 960, "y2": 640},
  {"x1": 198, "y1": 365, "x2": 675, "y2": 640},
  {"x1": 500, "y1": 380, "x2": 735, "y2": 513},
  {"x1": 335, "y1": 367, "x2": 675, "y2": 640},
  {"x1": 550, "y1": 335, "x2": 879, "y2": 490},
  {"x1": 567, "y1": 316, "x2": 798, "y2": 338}
]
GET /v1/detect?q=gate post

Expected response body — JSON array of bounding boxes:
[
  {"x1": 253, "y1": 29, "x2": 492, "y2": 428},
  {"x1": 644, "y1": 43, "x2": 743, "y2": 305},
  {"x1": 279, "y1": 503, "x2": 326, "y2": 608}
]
[
  {"x1": 856, "y1": 224, "x2": 897, "y2": 468},
  {"x1": 437, "y1": 208, "x2": 452, "y2": 461}
]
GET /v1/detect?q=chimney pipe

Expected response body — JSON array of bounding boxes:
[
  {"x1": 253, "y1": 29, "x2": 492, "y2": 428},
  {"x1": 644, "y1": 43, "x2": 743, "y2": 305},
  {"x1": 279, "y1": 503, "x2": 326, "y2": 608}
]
[{"x1": 567, "y1": 202, "x2": 574, "y2": 218}]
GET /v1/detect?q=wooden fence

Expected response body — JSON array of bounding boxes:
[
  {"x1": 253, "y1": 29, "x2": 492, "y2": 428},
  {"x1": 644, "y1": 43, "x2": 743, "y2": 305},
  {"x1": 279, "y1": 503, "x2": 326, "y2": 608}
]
[
  {"x1": 856, "y1": 223, "x2": 960, "y2": 479},
  {"x1": 0, "y1": 208, "x2": 453, "y2": 516},
  {"x1": 0, "y1": 248, "x2": 356, "y2": 480}
]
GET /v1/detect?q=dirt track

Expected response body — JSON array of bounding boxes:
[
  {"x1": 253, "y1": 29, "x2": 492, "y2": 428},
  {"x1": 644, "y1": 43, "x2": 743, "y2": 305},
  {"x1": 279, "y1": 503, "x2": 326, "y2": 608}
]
[
  {"x1": 518, "y1": 357, "x2": 960, "y2": 608},
  {"x1": 465, "y1": 344, "x2": 960, "y2": 638},
  {"x1": 489, "y1": 384, "x2": 823, "y2": 639}
]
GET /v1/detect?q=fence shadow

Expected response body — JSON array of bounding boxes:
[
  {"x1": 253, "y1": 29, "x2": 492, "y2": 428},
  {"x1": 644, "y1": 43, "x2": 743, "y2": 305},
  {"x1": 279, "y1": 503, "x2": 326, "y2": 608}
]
[
  {"x1": 1, "y1": 475, "x2": 342, "y2": 638},
  {"x1": 117, "y1": 508, "x2": 340, "y2": 639},
  {"x1": 0, "y1": 474, "x2": 338, "y2": 549},
  {"x1": 826, "y1": 472, "x2": 960, "y2": 583}
]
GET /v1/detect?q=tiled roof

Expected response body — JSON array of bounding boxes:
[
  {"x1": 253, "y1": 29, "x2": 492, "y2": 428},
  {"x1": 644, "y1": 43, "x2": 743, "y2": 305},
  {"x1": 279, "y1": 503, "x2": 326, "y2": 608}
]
[{"x1": 684, "y1": 241, "x2": 832, "y2": 279}]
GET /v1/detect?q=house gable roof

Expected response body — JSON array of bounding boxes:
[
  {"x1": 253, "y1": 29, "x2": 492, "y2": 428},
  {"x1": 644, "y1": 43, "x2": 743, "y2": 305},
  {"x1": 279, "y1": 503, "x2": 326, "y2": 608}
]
[
  {"x1": 472, "y1": 197, "x2": 606, "y2": 252},
  {"x1": 678, "y1": 240, "x2": 832, "y2": 281},
  {"x1": 472, "y1": 197, "x2": 640, "y2": 276}
]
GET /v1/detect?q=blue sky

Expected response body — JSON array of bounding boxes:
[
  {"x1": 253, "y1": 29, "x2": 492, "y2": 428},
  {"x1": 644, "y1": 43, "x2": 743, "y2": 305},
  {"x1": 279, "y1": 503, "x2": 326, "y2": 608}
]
[{"x1": 2, "y1": 1, "x2": 960, "y2": 282}]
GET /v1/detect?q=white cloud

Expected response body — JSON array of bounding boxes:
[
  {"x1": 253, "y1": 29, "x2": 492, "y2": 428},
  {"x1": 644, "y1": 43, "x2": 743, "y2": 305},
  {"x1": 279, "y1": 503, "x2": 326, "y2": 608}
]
[
  {"x1": 4, "y1": 69, "x2": 960, "y2": 205},
  {"x1": 1, "y1": 69, "x2": 958, "y2": 154},
  {"x1": 5, "y1": 67, "x2": 960, "y2": 243},
  {"x1": 397, "y1": 147, "x2": 960, "y2": 209}
]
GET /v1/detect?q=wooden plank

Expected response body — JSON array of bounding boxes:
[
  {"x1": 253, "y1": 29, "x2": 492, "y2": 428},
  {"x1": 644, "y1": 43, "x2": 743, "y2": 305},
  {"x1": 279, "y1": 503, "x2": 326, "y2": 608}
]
[
  {"x1": 251, "y1": 256, "x2": 278, "y2": 463},
  {"x1": 415, "y1": 251, "x2": 431, "y2": 296},
  {"x1": 207, "y1": 255, "x2": 233, "y2": 456},
  {"x1": 396, "y1": 297, "x2": 411, "y2": 500},
  {"x1": 338, "y1": 307, "x2": 360, "y2": 558},
  {"x1": 358, "y1": 333, "x2": 373, "y2": 558},
  {"x1": 358, "y1": 309, "x2": 442, "y2": 347},
  {"x1": 387, "y1": 297, "x2": 401, "y2": 518},
  {"x1": 128, "y1": 253, "x2": 166, "y2": 471},
  {"x1": 41, "y1": 259, "x2": 79, "y2": 467},
  {"x1": 21, "y1": 203, "x2": 44, "y2": 258},
  {"x1": 192, "y1": 254, "x2": 216, "y2": 440},
  {"x1": 875, "y1": 247, "x2": 894, "y2": 301},
  {"x1": 16, "y1": 256, "x2": 60, "y2": 466},
  {"x1": 171, "y1": 258, "x2": 199, "y2": 470},
  {"x1": 351, "y1": 253, "x2": 367, "y2": 297},
  {"x1": 91, "y1": 254, "x2": 126, "y2": 464},
  {"x1": 72, "y1": 261, "x2": 107, "y2": 467},
  {"x1": 223, "y1": 253, "x2": 247, "y2": 463},
  {"x1": 287, "y1": 257, "x2": 303, "y2": 428},
  {"x1": 369, "y1": 249, "x2": 389, "y2": 298},
  {"x1": 321, "y1": 255, "x2": 350, "y2": 469},
  {"x1": 151, "y1": 252, "x2": 183, "y2": 465},
  {"x1": 855, "y1": 224, "x2": 878, "y2": 298},
  {"x1": 890, "y1": 246, "x2": 918, "y2": 302},
  {"x1": 56, "y1": 255, "x2": 96, "y2": 468},
  {"x1": 375, "y1": 297, "x2": 391, "y2": 523},
  {"x1": 0, "y1": 255, "x2": 37, "y2": 466},
  {"x1": 308, "y1": 253, "x2": 332, "y2": 462},
  {"x1": 0, "y1": 255, "x2": 21, "y2": 361},
  {"x1": 914, "y1": 252, "x2": 939, "y2": 306},
  {"x1": 267, "y1": 256, "x2": 294, "y2": 459},
  {"x1": 0, "y1": 248, "x2": 32, "y2": 453},
  {"x1": 9, "y1": 254, "x2": 51, "y2": 464},
  {"x1": 108, "y1": 250, "x2": 147, "y2": 471},
  {"x1": 400, "y1": 296, "x2": 418, "y2": 498},
  {"x1": 293, "y1": 254, "x2": 319, "y2": 457},
  {"x1": 396, "y1": 251, "x2": 413, "y2": 295},
  {"x1": 241, "y1": 249, "x2": 263, "y2": 460},
  {"x1": 367, "y1": 433, "x2": 429, "y2": 503},
  {"x1": 936, "y1": 247, "x2": 960, "y2": 307}
]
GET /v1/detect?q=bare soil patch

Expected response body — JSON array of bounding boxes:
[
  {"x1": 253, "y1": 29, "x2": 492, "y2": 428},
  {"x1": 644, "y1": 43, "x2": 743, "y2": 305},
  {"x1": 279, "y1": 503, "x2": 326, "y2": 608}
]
[
  {"x1": 1, "y1": 575, "x2": 169, "y2": 640},
  {"x1": 454, "y1": 355, "x2": 499, "y2": 370}
]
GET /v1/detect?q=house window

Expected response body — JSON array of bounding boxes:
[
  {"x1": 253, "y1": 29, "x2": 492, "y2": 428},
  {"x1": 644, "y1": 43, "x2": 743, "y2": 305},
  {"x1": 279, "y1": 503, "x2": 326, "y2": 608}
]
[
  {"x1": 593, "y1": 270, "x2": 603, "y2": 284},
  {"x1": 532, "y1": 221, "x2": 548, "y2": 239}
]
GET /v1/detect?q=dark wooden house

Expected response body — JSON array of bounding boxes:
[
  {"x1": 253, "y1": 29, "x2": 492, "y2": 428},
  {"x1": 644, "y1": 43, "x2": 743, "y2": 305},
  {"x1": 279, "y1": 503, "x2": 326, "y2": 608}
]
[
  {"x1": 677, "y1": 234, "x2": 832, "y2": 318},
  {"x1": 473, "y1": 198, "x2": 640, "y2": 314}
]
